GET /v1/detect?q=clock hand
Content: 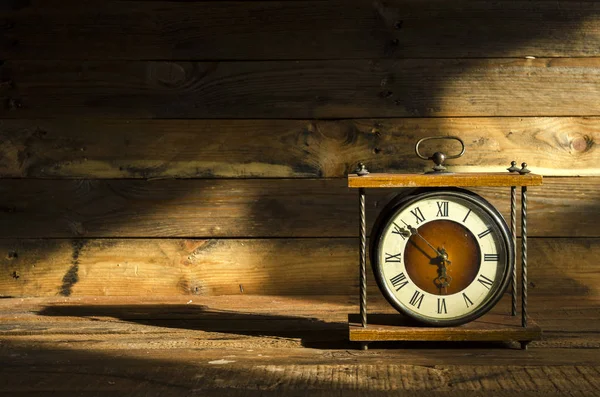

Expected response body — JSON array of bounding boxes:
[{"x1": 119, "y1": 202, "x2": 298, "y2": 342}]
[
  {"x1": 400, "y1": 220, "x2": 451, "y2": 264},
  {"x1": 434, "y1": 251, "x2": 452, "y2": 293}
]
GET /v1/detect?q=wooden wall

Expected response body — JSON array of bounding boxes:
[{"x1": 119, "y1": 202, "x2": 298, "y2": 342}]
[{"x1": 0, "y1": 0, "x2": 598, "y2": 299}]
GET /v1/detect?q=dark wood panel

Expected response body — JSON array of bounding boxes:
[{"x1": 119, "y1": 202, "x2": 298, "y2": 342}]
[
  {"x1": 0, "y1": 178, "x2": 597, "y2": 238},
  {"x1": 2, "y1": 59, "x2": 600, "y2": 118},
  {"x1": 0, "y1": 238, "x2": 597, "y2": 297},
  {"x1": 2, "y1": 1, "x2": 599, "y2": 60},
  {"x1": 1, "y1": 117, "x2": 597, "y2": 178}
]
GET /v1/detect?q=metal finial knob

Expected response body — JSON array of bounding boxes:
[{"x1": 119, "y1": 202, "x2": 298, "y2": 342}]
[
  {"x1": 507, "y1": 161, "x2": 519, "y2": 173},
  {"x1": 356, "y1": 162, "x2": 369, "y2": 176},
  {"x1": 519, "y1": 162, "x2": 531, "y2": 175},
  {"x1": 431, "y1": 152, "x2": 446, "y2": 169}
]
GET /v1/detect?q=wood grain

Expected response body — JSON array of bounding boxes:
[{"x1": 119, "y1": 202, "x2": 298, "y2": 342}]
[
  {"x1": 1, "y1": 117, "x2": 598, "y2": 179},
  {"x1": 2, "y1": 1, "x2": 599, "y2": 60},
  {"x1": 2, "y1": 59, "x2": 600, "y2": 118},
  {"x1": 2, "y1": 295, "x2": 598, "y2": 347},
  {"x1": 0, "y1": 2, "x2": 597, "y2": 391},
  {"x1": 0, "y1": 238, "x2": 597, "y2": 297},
  {"x1": 348, "y1": 314, "x2": 541, "y2": 343},
  {"x1": 348, "y1": 173, "x2": 543, "y2": 188},
  {"x1": 0, "y1": 296, "x2": 599, "y2": 396},
  {"x1": 0, "y1": 178, "x2": 597, "y2": 238}
]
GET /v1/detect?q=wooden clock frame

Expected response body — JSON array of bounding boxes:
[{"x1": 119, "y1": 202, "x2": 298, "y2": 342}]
[{"x1": 347, "y1": 165, "x2": 543, "y2": 350}]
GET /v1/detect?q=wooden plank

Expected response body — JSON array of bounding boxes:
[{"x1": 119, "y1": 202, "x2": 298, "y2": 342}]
[
  {"x1": 0, "y1": 295, "x2": 598, "y2": 347},
  {"x1": 2, "y1": 59, "x2": 600, "y2": 118},
  {"x1": 1, "y1": 295, "x2": 598, "y2": 347},
  {"x1": 0, "y1": 297, "x2": 598, "y2": 397},
  {"x1": 348, "y1": 173, "x2": 543, "y2": 188},
  {"x1": 0, "y1": 238, "x2": 358, "y2": 297},
  {"x1": 349, "y1": 314, "x2": 541, "y2": 343},
  {"x1": 1, "y1": 117, "x2": 598, "y2": 179},
  {"x1": 0, "y1": 363, "x2": 599, "y2": 397},
  {"x1": 2, "y1": 1, "x2": 600, "y2": 60},
  {"x1": 0, "y1": 178, "x2": 597, "y2": 238},
  {"x1": 1, "y1": 354, "x2": 600, "y2": 397},
  {"x1": 0, "y1": 238, "x2": 597, "y2": 297}
]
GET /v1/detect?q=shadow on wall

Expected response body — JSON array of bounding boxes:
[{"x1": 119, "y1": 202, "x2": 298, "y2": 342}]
[{"x1": 0, "y1": 2, "x2": 598, "y2": 299}]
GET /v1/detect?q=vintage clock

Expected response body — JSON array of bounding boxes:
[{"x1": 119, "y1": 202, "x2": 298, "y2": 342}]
[
  {"x1": 348, "y1": 137, "x2": 543, "y2": 349},
  {"x1": 370, "y1": 187, "x2": 513, "y2": 327}
]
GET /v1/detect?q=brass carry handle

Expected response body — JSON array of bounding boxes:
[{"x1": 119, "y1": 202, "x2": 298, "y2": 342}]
[
  {"x1": 415, "y1": 136, "x2": 465, "y2": 173},
  {"x1": 415, "y1": 136, "x2": 465, "y2": 160}
]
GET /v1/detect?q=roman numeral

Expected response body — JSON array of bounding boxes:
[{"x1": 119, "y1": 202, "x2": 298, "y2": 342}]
[
  {"x1": 410, "y1": 207, "x2": 426, "y2": 224},
  {"x1": 391, "y1": 222, "x2": 407, "y2": 240},
  {"x1": 389, "y1": 273, "x2": 409, "y2": 291},
  {"x1": 436, "y1": 201, "x2": 449, "y2": 217},
  {"x1": 437, "y1": 298, "x2": 447, "y2": 314},
  {"x1": 409, "y1": 290, "x2": 424, "y2": 309},
  {"x1": 385, "y1": 252, "x2": 402, "y2": 263},
  {"x1": 477, "y1": 275, "x2": 494, "y2": 290},
  {"x1": 478, "y1": 228, "x2": 492, "y2": 239},
  {"x1": 484, "y1": 253, "x2": 499, "y2": 261},
  {"x1": 462, "y1": 209, "x2": 472, "y2": 223},
  {"x1": 462, "y1": 292, "x2": 473, "y2": 308}
]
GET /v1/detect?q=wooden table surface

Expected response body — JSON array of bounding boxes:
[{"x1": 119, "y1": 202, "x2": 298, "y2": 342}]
[{"x1": 1, "y1": 295, "x2": 599, "y2": 396}]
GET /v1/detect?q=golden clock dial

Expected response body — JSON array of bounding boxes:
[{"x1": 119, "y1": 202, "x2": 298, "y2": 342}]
[
  {"x1": 371, "y1": 188, "x2": 513, "y2": 326},
  {"x1": 404, "y1": 219, "x2": 480, "y2": 296}
]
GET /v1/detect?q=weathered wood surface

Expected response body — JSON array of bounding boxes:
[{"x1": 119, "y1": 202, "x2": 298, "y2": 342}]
[
  {"x1": 0, "y1": 178, "x2": 596, "y2": 238},
  {"x1": 2, "y1": 359, "x2": 600, "y2": 397},
  {"x1": 2, "y1": 1, "x2": 600, "y2": 60},
  {"x1": 0, "y1": 117, "x2": 597, "y2": 178},
  {"x1": 0, "y1": 2, "x2": 597, "y2": 392},
  {"x1": 1, "y1": 238, "x2": 597, "y2": 297},
  {"x1": 348, "y1": 173, "x2": 543, "y2": 188},
  {"x1": 0, "y1": 296, "x2": 599, "y2": 396},
  {"x1": 2, "y1": 59, "x2": 600, "y2": 118},
  {"x1": 2, "y1": 295, "x2": 598, "y2": 348}
]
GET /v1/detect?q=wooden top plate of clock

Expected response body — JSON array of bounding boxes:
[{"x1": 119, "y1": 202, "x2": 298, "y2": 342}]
[{"x1": 348, "y1": 172, "x2": 542, "y2": 188}]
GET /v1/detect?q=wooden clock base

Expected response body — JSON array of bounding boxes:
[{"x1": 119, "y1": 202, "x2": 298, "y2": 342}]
[{"x1": 348, "y1": 313, "x2": 541, "y2": 350}]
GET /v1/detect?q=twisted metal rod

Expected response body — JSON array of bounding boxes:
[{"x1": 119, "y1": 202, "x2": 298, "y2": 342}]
[
  {"x1": 511, "y1": 186, "x2": 517, "y2": 316},
  {"x1": 359, "y1": 188, "x2": 367, "y2": 328},
  {"x1": 521, "y1": 186, "x2": 528, "y2": 328}
]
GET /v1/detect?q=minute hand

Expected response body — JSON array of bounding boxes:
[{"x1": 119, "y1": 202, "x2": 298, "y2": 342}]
[{"x1": 401, "y1": 220, "x2": 450, "y2": 263}]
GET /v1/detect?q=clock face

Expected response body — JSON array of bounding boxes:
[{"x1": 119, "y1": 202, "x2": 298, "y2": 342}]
[{"x1": 371, "y1": 189, "x2": 513, "y2": 326}]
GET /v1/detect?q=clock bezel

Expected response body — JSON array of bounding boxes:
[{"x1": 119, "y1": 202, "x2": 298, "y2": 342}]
[{"x1": 370, "y1": 187, "x2": 515, "y2": 327}]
